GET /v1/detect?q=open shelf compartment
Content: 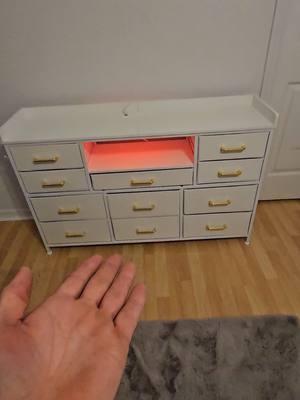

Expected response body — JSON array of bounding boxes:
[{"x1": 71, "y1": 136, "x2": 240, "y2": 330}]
[{"x1": 84, "y1": 137, "x2": 195, "y2": 173}]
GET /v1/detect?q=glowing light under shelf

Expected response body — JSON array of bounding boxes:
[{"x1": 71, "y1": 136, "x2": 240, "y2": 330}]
[{"x1": 84, "y1": 138, "x2": 194, "y2": 173}]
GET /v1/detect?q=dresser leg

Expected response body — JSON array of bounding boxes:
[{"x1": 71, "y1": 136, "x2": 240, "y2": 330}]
[{"x1": 46, "y1": 248, "x2": 53, "y2": 256}]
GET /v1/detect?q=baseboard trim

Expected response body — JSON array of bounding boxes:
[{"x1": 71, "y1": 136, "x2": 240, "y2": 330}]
[
  {"x1": 260, "y1": 172, "x2": 300, "y2": 200},
  {"x1": 0, "y1": 208, "x2": 32, "y2": 221}
]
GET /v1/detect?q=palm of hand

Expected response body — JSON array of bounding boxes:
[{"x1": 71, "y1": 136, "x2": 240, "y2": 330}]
[{"x1": 0, "y1": 255, "x2": 145, "y2": 400}]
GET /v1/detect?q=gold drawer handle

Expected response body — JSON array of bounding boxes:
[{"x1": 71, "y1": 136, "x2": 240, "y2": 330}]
[
  {"x1": 65, "y1": 231, "x2": 86, "y2": 238},
  {"x1": 136, "y1": 227, "x2": 156, "y2": 234},
  {"x1": 42, "y1": 180, "x2": 66, "y2": 188},
  {"x1": 208, "y1": 199, "x2": 231, "y2": 207},
  {"x1": 130, "y1": 178, "x2": 154, "y2": 186},
  {"x1": 218, "y1": 169, "x2": 242, "y2": 178},
  {"x1": 132, "y1": 203, "x2": 155, "y2": 211},
  {"x1": 33, "y1": 155, "x2": 59, "y2": 164},
  {"x1": 220, "y1": 144, "x2": 246, "y2": 153},
  {"x1": 206, "y1": 224, "x2": 227, "y2": 232},
  {"x1": 58, "y1": 207, "x2": 80, "y2": 215}
]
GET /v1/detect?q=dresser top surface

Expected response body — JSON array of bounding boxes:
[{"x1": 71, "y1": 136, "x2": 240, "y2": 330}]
[{"x1": 0, "y1": 95, "x2": 278, "y2": 144}]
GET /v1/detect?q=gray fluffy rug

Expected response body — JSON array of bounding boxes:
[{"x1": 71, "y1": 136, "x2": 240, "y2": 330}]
[{"x1": 116, "y1": 316, "x2": 300, "y2": 400}]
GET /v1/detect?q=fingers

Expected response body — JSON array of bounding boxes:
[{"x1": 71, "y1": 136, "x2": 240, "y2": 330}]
[
  {"x1": 100, "y1": 261, "x2": 135, "y2": 318},
  {"x1": 0, "y1": 266, "x2": 33, "y2": 324},
  {"x1": 57, "y1": 255, "x2": 103, "y2": 298},
  {"x1": 81, "y1": 254, "x2": 122, "y2": 305},
  {"x1": 115, "y1": 283, "x2": 146, "y2": 342}
]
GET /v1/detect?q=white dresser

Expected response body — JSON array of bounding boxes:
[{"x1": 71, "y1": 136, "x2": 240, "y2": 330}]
[{"x1": 0, "y1": 95, "x2": 278, "y2": 254}]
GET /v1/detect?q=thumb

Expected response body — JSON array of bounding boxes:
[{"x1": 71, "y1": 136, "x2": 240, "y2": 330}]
[{"x1": 0, "y1": 266, "x2": 33, "y2": 324}]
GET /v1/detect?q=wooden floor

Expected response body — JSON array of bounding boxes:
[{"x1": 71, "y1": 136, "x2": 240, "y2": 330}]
[{"x1": 0, "y1": 200, "x2": 299, "y2": 320}]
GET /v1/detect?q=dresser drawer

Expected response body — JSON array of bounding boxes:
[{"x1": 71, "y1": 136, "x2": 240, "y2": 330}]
[
  {"x1": 112, "y1": 216, "x2": 179, "y2": 241},
  {"x1": 108, "y1": 190, "x2": 179, "y2": 218},
  {"x1": 31, "y1": 194, "x2": 106, "y2": 222},
  {"x1": 91, "y1": 169, "x2": 193, "y2": 190},
  {"x1": 41, "y1": 219, "x2": 111, "y2": 244},
  {"x1": 184, "y1": 212, "x2": 251, "y2": 238},
  {"x1": 184, "y1": 185, "x2": 257, "y2": 214},
  {"x1": 198, "y1": 132, "x2": 269, "y2": 161},
  {"x1": 10, "y1": 144, "x2": 83, "y2": 171},
  {"x1": 21, "y1": 169, "x2": 88, "y2": 193},
  {"x1": 197, "y1": 159, "x2": 263, "y2": 184}
]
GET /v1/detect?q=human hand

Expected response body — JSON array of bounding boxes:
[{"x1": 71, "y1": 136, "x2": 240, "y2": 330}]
[{"x1": 0, "y1": 254, "x2": 145, "y2": 400}]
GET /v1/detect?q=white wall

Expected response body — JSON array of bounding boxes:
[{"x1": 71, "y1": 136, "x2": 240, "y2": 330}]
[{"x1": 0, "y1": 0, "x2": 276, "y2": 218}]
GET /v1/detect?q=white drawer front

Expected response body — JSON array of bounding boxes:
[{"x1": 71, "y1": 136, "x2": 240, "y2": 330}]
[
  {"x1": 31, "y1": 194, "x2": 106, "y2": 222},
  {"x1": 184, "y1": 185, "x2": 257, "y2": 214},
  {"x1": 198, "y1": 132, "x2": 269, "y2": 161},
  {"x1": 112, "y1": 216, "x2": 179, "y2": 241},
  {"x1": 41, "y1": 220, "x2": 111, "y2": 244},
  {"x1": 184, "y1": 212, "x2": 251, "y2": 238},
  {"x1": 10, "y1": 144, "x2": 83, "y2": 171},
  {"x1": 91, "y1": 168, "x2": 193, "y2": 190},
  {"x1": 108, "y1": 190, "x2": 179, "y2": 218},
  {"x1": 21, "y1": 169, "x2": 88, "y2": 193},
  {"x1": 197, "y1": 159, "x2": 263, "y2": 184}
]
